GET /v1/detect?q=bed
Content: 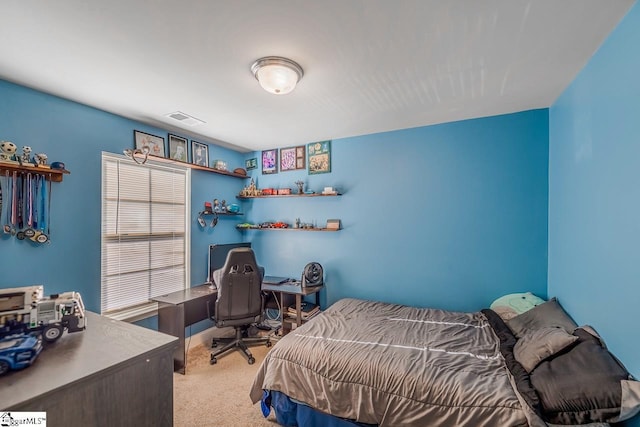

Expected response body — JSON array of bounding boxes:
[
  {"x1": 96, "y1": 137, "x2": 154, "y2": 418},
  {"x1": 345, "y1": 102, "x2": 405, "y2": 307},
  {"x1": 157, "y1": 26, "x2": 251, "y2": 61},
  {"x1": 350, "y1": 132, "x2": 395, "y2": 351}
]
[{"x1": 250, "y1": 297, "x2": 640, "y2": 426}]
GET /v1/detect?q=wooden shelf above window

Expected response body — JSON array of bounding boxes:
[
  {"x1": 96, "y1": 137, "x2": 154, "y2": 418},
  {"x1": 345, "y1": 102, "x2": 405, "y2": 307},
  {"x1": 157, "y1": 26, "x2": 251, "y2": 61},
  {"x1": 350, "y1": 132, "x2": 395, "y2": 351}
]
[
  {"x1": 0, "y1": 162, "x2": 70, "y2": 182},
  {"x1": 139, "y1": 154, "x2": 249, "y2": 179}
]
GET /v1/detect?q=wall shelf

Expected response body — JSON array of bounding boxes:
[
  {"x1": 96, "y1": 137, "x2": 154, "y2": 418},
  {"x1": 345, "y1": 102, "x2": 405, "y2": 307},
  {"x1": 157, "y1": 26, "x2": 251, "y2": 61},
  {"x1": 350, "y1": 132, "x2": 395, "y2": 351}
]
[
  {"x1": 0, "y1": 162, "x2": 70, "y2": 182},
  {"x1": 236, "y1": 227, "x2": 339, "y2": 232},
  {"x1": 237, "y1": 193, "x2": 341, "y2": 199},
  {"x1": 236, "y1": 187, "x2": 342, "y2": 233},
  {"x1": 139, "y1": 154, "x2": 249, "y2": 179},
  {"x1": 199, "y1": 211, "x2": 243, "y2": 216}
]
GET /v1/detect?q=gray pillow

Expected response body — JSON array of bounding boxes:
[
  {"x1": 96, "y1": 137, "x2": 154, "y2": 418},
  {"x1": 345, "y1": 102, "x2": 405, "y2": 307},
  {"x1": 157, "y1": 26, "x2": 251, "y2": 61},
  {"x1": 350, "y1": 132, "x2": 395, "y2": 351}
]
[
  {"x1": 514, "y1": 327, "x2": 579, "y2": 372},
  {"x1": 506, "y1": 297, "x2": 577, "y2": 338}
]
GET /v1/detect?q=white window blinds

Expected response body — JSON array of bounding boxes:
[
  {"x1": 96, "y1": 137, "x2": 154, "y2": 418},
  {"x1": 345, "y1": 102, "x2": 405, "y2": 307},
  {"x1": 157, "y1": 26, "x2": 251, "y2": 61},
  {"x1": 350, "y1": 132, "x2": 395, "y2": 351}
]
[{"x1": 101, "y1": 153, "x2": 190, "y2": 317}]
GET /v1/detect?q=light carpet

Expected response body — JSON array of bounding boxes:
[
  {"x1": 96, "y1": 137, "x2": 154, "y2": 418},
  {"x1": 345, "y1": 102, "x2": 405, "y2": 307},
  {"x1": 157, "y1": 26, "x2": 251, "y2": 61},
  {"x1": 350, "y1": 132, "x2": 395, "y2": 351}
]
[{"x1": 173, "y1": 341, "x2": 278, "y2": 427}]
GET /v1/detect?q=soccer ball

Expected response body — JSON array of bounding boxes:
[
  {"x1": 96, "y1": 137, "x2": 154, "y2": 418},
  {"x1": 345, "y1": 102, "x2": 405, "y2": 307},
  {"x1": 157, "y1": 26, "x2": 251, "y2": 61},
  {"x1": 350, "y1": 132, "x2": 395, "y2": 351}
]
[{"x1": 0, "y1": 141, "x2": 17, "y2": 161}]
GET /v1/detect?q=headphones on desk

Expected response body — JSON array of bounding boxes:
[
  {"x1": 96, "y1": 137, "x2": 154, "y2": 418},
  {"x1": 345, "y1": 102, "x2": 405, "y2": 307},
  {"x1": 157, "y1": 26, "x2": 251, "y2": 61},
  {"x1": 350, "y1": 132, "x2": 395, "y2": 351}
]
[{"x1": 301, "y1": 262, "x2": 323, "y2": 287}]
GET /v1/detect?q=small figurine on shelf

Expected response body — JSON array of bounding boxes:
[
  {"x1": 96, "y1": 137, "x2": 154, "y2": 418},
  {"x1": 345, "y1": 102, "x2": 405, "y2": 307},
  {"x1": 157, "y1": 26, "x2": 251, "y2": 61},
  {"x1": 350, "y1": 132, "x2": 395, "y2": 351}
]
[
  {"x1": 212, "y1": 160, "x2": 227, "y2": 171},
  {"x1": 295, "y1": 180, "x2": 304, "y2": 194},
  {"x1": 21, "y1": 146, "x2": 33, "y2": 164},
  {"x1": 295, "y1": 218, "x2": 301, "y2": 229},
  {"x1": 213, "y1": 199, "x2": 221, "y2": 213},
  {"x1": 34, "y1": 153, "x2": 48, "y2": 167},
  {"x1": 239, "y1": 178, "x2": 262, "y2": 197},
  {"x1": 0, "y1": 141, "x2": 17, "y2": 163},
  {"x1": 220, "y1": 200, "x2": 227, "y2": 213}
]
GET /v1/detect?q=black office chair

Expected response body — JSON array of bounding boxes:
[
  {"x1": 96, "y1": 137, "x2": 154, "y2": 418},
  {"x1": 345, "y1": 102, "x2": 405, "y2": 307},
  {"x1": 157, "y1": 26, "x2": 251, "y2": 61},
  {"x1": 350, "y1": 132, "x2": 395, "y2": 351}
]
[{"x1": 210, "y1": 247, "x2": 271, "y2": 365}]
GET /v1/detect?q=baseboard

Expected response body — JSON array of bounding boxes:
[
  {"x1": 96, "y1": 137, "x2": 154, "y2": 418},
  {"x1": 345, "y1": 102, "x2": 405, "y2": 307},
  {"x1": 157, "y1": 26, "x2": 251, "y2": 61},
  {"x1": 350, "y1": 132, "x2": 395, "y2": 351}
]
[{"x1": 186, "y1": 325, "x2": 235, "y2": 350}]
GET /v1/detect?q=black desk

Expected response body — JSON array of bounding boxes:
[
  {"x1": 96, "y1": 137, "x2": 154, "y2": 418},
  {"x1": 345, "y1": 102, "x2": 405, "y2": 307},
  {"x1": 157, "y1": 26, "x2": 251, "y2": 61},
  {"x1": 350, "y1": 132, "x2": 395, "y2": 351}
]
[
  {"x1": 151, "y1": 284, "x2": 216, "y2": 374},
  {"x1": 262, "y1": 283, "x2": 323, "y2": 336},
  {"x1": 153, "y1": 283, "x2": 324, "y2": 372}
]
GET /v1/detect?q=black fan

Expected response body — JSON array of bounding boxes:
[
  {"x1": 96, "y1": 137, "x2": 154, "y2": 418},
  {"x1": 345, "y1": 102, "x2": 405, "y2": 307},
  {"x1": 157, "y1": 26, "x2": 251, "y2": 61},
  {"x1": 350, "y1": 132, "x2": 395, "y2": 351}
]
[{"x1": 302, "y1": 262, "x2": 323, "y2": 287}]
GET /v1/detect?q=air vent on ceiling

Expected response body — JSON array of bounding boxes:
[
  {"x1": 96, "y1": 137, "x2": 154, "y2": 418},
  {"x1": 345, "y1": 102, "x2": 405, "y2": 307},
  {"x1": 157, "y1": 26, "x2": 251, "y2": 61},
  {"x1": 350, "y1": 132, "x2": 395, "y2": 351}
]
[{"x1": 164, "y1": 111, "x2": 206, "y2": 126}]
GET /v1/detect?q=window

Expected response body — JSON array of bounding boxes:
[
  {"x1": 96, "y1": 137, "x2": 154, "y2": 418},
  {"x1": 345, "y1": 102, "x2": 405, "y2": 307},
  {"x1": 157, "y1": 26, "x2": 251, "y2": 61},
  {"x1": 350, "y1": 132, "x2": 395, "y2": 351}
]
[{"x1": 101, "y1": 153, "x2": 190, "y2": 320}]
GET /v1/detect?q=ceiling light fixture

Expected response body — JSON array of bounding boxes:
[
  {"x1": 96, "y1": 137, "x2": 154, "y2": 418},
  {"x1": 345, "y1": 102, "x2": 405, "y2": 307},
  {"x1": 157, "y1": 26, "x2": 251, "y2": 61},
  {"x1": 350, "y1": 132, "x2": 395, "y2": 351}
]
[{"x1": 251, "y1": 56, "x2": 304, "y2": 95}]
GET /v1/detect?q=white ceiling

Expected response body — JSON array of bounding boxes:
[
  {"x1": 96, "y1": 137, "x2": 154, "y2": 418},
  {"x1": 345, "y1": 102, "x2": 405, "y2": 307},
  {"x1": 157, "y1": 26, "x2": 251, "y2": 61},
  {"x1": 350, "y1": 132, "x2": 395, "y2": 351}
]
[{"x1": 0, "y1": 1, "x2": 634, "y2": 153}]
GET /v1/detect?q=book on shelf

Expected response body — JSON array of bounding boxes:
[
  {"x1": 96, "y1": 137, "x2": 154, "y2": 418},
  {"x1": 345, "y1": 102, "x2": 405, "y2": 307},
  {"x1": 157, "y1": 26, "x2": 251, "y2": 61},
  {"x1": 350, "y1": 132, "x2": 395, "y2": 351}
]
[
  {"x1": 287, "y1": 310, "x2": 321, "y2": 321},
  {"x1": 287, "y1": 302, "x2": 320, "y2": 320}
]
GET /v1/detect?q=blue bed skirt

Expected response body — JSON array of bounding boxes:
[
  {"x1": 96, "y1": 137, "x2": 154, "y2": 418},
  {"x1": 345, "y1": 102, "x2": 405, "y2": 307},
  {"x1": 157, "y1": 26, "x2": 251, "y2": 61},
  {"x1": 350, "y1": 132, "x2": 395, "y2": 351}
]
[{"x1": 261, "y1": 390, "x2": 376, "y2": 427}]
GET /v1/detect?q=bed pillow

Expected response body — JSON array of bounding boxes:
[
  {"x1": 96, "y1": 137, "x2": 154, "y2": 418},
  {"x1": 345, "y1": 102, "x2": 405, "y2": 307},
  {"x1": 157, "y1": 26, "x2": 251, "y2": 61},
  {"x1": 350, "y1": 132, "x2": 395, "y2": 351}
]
[
  {"x1": 506, "y1": 297, "x2": 577, "y2": 338},
  {"x1": 513, "y1": 327, "x2": 578, "y2": 373},
  {"x1": 530, "y1": 327, "x2": 640, "y2": 424},
  {"x1": 490, "y1": 292, "x2": 545, "y2": 321}
]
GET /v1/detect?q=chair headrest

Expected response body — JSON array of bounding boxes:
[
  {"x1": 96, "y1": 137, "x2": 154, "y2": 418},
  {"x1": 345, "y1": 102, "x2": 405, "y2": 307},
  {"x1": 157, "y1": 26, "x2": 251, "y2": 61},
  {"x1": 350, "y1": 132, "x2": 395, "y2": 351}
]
[{"x1": 218, "y1": 248, "x2": 259, "y2": 274}]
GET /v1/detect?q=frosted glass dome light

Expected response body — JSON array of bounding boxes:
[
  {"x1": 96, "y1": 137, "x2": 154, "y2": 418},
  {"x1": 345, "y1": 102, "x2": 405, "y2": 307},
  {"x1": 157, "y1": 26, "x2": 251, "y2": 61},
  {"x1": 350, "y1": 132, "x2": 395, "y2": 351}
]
[{"x1": 251, "y1": 57, "x2": 304, "y2": 95}]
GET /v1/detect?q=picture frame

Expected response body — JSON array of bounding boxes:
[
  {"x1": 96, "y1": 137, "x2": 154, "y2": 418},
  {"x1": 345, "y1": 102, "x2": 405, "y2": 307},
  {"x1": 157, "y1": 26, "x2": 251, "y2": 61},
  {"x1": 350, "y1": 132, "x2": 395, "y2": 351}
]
[
  {"x1": 308, "y1": 140, "x2": 331, "y2": 174},
  {"x1": 296, "y1": 145, "x2": 306, "y2": 170},
  {"x1": 191, "y1": 140, "x2": 209, "y2": 167},
  {"x1": 262, "y1": 149, "x2": 278, "y2": 174},
  {"x1": 245, "y1": 157, "x2": 258, "y2": 170},
  {"x1": 168, "y1": 134, "x2": 188, "y2": 162},
  {"x1": 280, "y1": 146, "x2": 306, "y2": 172},
  {"x1": 280, "y1": 147, "x2": 296, "y2": 171},
  {"x1": 134, "y1": 130, "x2": 165, "y2": 157}
]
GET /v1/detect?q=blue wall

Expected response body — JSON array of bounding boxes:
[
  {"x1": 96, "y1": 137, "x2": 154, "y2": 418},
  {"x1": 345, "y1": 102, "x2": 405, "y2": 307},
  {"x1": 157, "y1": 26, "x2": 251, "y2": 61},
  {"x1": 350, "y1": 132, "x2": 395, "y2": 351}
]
[
  {"x1": 247, "y1": 109, "x2": 549, "y2": 312},
  {"x1": 549, "y1": 0, "x2": 640, "y2": 389},
  {"x1": 0, "y1": 79, "x2": 245, "y2": 313},
  {"x1": 1, "y1": 77, "x2": 549, "y2": 317}
]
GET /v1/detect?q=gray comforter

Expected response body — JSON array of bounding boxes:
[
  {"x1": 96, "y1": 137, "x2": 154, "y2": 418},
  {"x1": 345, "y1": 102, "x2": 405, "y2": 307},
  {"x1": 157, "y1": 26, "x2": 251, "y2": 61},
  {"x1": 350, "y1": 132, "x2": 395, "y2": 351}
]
[{"x1": 250, "y1": 298, "x2": 546, "y2": 426}]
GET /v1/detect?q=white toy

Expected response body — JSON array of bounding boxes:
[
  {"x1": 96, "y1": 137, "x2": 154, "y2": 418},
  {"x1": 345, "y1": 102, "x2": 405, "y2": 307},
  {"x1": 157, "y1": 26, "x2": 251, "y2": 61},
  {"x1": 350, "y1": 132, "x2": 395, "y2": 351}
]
[
  {"x1": 21, "y1": 146, "x2": 32, "y2": 164},
  {"x1": 0, "y1": 141, "x2": 17, "y2": 162},
  {"x1": 34, "y1": 153, "x2": 48, "y2": 165}
]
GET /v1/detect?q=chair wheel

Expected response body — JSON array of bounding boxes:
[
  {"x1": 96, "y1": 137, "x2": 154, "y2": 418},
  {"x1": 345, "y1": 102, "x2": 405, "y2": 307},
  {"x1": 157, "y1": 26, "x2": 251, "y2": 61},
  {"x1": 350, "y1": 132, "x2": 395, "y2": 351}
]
[
  {"x1": 248, "y1": 356, "x2": 255, "y2": 365},
  {"x1": 210, "y1": 356, "x2": 217, "y2": 365},
  {"x1": 265, "y1": 341, "x2": 272, "y2": 348},
  {"x1": 211, "y1": 341, "x2": 218, "y2": 348}
]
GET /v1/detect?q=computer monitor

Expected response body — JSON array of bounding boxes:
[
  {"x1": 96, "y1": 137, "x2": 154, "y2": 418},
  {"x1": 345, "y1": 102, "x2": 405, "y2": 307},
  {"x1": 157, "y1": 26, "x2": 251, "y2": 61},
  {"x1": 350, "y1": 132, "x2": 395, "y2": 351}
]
[{"x1": 207, "y1": 242, "x2": 252, "y2": 282}]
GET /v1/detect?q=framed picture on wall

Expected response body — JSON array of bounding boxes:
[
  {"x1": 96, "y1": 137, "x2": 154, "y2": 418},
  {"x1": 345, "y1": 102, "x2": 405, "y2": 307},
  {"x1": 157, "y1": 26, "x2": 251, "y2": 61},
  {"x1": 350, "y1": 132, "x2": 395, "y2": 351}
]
[
  {"x1": 308, "y1": 140, "x2": 331, "y2": 174},
  {"x1": 280, "y1": 146, "x2": 306, "y2": 171},
  {"x1": 191, "y1": 140, "x2": 209, "y2": 167},
  {"x1": 262, "y1": 149, "x2": 278, "y2": 174},
  {"x1": 134, "y1": 130, "x2": 165, "y2": 157},
  {"x1": 295, "y1": 145, "x2": 306, "y2": 170},
  {"x1": 168, "y1": 134, "x2": 188, "y2": 162},
  {"x1": 245, "y1": 158, "x2": 258, "y2": 170},
  {"x1": 280, "y1": 147, "x2": 296, "y2": 171}
]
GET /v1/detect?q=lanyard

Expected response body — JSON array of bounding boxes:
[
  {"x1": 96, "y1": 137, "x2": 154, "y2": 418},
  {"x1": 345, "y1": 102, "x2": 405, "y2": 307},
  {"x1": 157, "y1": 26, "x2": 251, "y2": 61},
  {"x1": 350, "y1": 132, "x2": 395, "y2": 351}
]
[
  {"x1": 32, "y1": 174, "x2": 51, "y2": 243},
  {"x1": 11, "y1": 171, "x2": 18, "y2": 234},
  {"x1": 0, "y1": 171, "x2": 52, "y2": 242},
  {"x1": 27, "y1": 173, "x2": 33, "y2": 228},
  {"x1": 32, "y1": 174, "x2": 38, "y2": 230},
  {"x1": 0, "y1": 171, "x2": 8, "y2": 233}
]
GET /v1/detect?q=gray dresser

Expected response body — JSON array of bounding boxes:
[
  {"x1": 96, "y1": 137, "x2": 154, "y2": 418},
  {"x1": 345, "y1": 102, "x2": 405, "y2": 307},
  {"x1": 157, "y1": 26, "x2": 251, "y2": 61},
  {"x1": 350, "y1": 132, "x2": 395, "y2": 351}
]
[{"x1": 0, "y1": 311, "x2": 178, "y2": 427}]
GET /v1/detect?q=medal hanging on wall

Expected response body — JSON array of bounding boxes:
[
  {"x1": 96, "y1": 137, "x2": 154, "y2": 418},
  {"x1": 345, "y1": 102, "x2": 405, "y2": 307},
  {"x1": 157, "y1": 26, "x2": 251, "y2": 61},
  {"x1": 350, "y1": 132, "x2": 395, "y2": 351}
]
[
  {"x1": 31, "y1": 174, "x2": 51, "y2": 244},
  {"x1": 0, "y1": 173, "x2": 3, "y2": 230},
  {"x1": 16, "y1": 172, "x2": 25, "y2": 240},
  {"x1": 9, "y1": 171, "x2": 18, "y2": 236},
  {"x1": 0, "y1": 171, "x2": 10, "y2": 234},
  {"x1": 23, "y1": 173, "x2": 36, "y2": 239}
]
